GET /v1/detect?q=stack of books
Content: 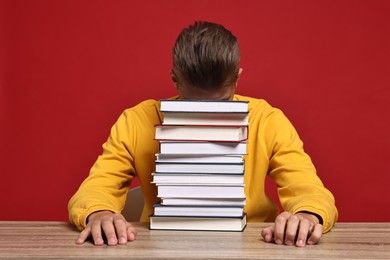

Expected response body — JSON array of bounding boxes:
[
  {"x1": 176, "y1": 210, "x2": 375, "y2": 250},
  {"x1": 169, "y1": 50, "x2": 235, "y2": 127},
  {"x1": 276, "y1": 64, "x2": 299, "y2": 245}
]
[{"x1": 150, "y1": 99, "x2": 249, "y2": 231}]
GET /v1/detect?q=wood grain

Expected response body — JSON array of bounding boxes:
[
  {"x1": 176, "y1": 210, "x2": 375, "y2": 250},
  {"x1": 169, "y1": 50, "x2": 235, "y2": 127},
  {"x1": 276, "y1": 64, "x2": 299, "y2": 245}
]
[{"x1": 0, "y1": 222, "x2": 389, "y2": 259}]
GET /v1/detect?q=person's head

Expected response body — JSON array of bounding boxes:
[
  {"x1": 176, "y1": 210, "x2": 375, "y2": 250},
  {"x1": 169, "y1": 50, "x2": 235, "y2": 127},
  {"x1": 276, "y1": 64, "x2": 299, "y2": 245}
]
[{"x1": 171, "y1": 21, "x2": 243, "y2": 100}]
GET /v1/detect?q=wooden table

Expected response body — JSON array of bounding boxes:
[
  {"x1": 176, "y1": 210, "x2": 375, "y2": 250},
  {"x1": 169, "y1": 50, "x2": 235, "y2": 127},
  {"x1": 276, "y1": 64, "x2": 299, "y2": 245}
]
[{"x1": 0, "y1": 221, "x2": 389, "y2": 259}]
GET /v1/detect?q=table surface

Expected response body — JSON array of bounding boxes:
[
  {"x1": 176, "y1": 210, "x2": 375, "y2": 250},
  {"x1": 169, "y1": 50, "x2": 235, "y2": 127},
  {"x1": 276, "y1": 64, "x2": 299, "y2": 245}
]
[{"x1": 0, "y1": 221, "x2": 389, "y2": 260}]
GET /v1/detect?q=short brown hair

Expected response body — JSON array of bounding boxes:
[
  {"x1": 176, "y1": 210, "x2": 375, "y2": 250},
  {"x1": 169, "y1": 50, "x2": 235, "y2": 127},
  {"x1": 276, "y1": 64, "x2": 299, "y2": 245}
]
[{"x1": 172, "y1": 21, "x2": 240, "y2": 89}]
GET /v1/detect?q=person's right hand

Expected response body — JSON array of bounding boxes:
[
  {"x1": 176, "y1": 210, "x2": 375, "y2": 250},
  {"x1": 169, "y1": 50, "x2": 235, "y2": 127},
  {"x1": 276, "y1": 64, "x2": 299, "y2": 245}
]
[{"x1": 75, "y1": 210, "x2": 137, "y2": 246}]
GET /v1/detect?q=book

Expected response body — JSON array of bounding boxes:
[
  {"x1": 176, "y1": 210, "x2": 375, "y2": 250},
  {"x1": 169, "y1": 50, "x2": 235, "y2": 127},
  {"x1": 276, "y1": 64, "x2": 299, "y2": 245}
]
[
  {"x1": 155, "y1": 124, "x2": 248, "y2": 142},
  {"x1": 153, "y1": 203, "x2": 244, "y2": 217},
  {"x1": 150, "y1": 214, "x2": 247, "y2": 231},
  {"x1": 155, "y1": 153, "x2": 244, "y2": 163},
  {"x1": 156, "y1": 184, "x2": 245, "y2": 198},
  {"x1": 152, "y1": 173, "x2": 245, "y2": 185},
  {"x1": 160, "y1": 197, "x2": 246, "y2": 206},
  {"x1": 162, "y1": 111, "x2": 248, "y2": 126},
  {"x1": 160, "y1": 99, "x2": 249, "y2": 113},
  {"x1": 159, "y1": 141, "x2": 247, "y2": 155},
  {"x1": 155, "y1": 162, "x2": 244, "y2": 174}
]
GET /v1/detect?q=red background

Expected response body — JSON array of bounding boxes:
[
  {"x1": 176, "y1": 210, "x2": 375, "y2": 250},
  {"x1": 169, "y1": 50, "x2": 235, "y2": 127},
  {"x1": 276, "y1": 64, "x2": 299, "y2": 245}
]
[{"x1": 1, "y1": 0, "x2": 389, "y2": 222}]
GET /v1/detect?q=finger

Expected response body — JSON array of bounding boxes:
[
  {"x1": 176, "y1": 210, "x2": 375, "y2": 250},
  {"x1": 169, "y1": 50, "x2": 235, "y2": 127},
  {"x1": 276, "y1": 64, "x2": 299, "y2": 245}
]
[
  {"x1": 76, "y1": 226, "x2": 91, "y2": 244},
  {"x1": 307, "y1": 223, "x2": 323, "y2": 245},
  {"x1": 261, "y1": 224, "x2": 275, "y2": 243},
  {"x1": 90, "y1": 220, "x2": 105, "y2": 246},
  {"x1": 126, "y1": 222, "x2": 137, "y2": 241},
  {"x1": 113, "y1": 214, "x2": 128, "y2": 245},
  {"x1": 295, "y1": 218, "x2": 311, "y2": 247},
  {"x1": 284, "y1": 214, "x2": 300, "y2": 246},
  {"x1": 274, "y1": 212, "x2": 291, "y2": 245},
  {"x1": 101, "y1": 217, "x2": 118, "y2": 246}
]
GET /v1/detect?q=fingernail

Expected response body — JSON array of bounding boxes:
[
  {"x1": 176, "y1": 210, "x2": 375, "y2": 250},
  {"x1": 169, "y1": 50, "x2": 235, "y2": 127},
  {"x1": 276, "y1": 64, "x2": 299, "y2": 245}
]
[
  {"x1": 275, "y1": 239, "x2": 282, "y2": 245},
  {"x1": 307, "y1": 240, "x2": 314, "y2": 245},
  {"x1": 285, "y1": 240, "x2": 293, "y2": 246},
  {"x1": 297, "y1": 239, "x2": 305, "y2": 247},
  {"x1": 128, "y1": 232, "x2": 135, "y2": 241},
  {"x1": 95, "y1": 237, "x2": 104, "y2": 245},
  {"x1": 109, "y1": 237, "x2": 117, "y2": 245},
  {"x1": 119, "y1": 237, "x2": 127, "y2": 244}
]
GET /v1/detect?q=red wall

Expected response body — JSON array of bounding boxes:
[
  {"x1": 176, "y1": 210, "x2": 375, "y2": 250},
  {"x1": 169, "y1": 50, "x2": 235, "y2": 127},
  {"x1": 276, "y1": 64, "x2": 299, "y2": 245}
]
[{"x1": 1, "y1": 0, "x2": 389, "y2": 222}]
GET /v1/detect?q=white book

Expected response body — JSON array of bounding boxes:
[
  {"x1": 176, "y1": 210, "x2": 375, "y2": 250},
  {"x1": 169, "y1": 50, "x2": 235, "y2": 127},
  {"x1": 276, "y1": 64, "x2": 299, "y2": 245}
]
[
  {"x1": 162, "y1": 112, "x2": 248, "y2": 126},
  {"x1": 153, "y1": 204, "x2": 244, "y2": 217},
  {"x1": 152, "y1": 173, "x2": 245, "y2": 185},
  {"x1": 155, "y1": 153, "x2": 244, "y2": 163},
  {"x1": 150, "y1": 214, "x2": 247, "y2": 231},
  {"x1": 159, "y1": 141, "x2": 247, "y2": 155},
  {"x1": 155, "y1": 124, "x2": 248, "y2": 142},
  {"x1": 160, "y1": 197, "x2": 246, "y2": 206},
  {"x1": 157, "y1": 184, "x2": 245, "y2": 198},
  {"x1": 155, "y1": 162, "x2": 244, "y2": 174},
  {"x1": 160, "y1": 100, "x2": 249, "y2": 113}
]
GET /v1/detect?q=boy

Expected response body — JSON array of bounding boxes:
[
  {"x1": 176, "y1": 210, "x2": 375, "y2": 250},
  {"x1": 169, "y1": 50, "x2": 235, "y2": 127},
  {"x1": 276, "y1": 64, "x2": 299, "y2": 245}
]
[{"x1": 68, "y1": 21, "x2": 338, "y2": 247}]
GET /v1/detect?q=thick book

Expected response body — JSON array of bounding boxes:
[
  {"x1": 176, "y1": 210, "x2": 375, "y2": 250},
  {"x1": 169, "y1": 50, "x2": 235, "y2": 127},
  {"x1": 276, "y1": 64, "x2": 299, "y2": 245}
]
[
  {"x1": 162, "y1": 111, "x2": 248, "y2": 126},
  {"x1": 160, "y1": 197, "x2": 246, "y2": 206},
  {"x1": 153, "y1": 203, "x2": 244, "y2": 217},
  {"x1": 155, "y1": 124, "x2": 248, "y2": 142},
  {"x1": 160, "y1": 99, "x2": 249, "y2": 113},
  {"x1": 150, "y1": 214, "x2": 247, "y2": 231},
  {"x1": 152, "y1": 173, "x2": 245, "y2": 185},
  {"x1": 156, "y1": 184, "x2": 245, "y2": 198},
  {"x1": 159, "y1": 141, "x2": 247, "y2": 155},
  {"x1": 155, "y1": 162, "x2": 244, "y2": 174},
  {"x1": 155, "y1": 153, "x2": 244, "y2": 163}
]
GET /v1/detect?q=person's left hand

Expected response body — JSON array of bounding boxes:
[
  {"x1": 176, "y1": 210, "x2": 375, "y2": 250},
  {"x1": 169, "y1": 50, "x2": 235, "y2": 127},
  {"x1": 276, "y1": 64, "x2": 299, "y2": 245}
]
[{"x1": 261, "y1": 211, "x2": 323, "y2": 247}]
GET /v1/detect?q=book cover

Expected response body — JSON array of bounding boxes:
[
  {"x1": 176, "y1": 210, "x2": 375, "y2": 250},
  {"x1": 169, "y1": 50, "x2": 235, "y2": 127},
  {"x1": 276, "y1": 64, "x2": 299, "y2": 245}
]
[
  {"x1": 155, "y1": 124, "x2": 248, "y2": 142},
  {"x1": 150, "y1": 214, "x2": 247, "y2": 231},
  {"x1": 160, "y1": 99, "x2": 249, "y2": 113}
]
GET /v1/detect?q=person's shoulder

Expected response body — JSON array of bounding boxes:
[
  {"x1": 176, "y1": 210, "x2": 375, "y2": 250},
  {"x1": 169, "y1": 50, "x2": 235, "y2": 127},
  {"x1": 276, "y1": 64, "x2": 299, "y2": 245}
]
[
  {"x1": 122, "y1": 99, "x2": 161, "y2": 115},
  {"x1": 124, "y1": 96, "x2": 179, "y2": 112},
  {"x1": 120, "y1": 97, "x2": 177, "y2": 121},
  {"x1": 234, "y1": 94, "x2": 277, "y2": 114},
  {"x1": 131, "y1": 99, "x2": 160, "y2": 110}
]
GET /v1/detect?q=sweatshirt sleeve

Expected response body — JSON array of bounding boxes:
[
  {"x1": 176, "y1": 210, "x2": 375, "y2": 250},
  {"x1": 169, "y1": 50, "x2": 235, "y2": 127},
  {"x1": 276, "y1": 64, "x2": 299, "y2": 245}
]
[
  {"x1": 68, "y1": 111, "x2": 136, "y2": 231},
  {"x1": 264, "y1": 109, "x2": 338, "y2": 232}
]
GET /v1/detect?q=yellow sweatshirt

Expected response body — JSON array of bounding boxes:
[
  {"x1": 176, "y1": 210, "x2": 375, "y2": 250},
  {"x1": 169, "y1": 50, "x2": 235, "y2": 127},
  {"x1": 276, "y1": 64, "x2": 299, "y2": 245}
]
[{"x1": 68, "y1": 95, "x2": 338, "y2": 232}]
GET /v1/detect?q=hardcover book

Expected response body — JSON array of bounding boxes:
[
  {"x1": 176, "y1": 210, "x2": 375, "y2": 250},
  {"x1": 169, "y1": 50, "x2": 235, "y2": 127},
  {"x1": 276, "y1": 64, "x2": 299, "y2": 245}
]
[
  {"x1": 160, "y1": 99, "x2": 249, "y2": 113},
  {"x1": 153, "y1": 203, "x2": 244, "y2": 217},
  {"x1": 155, "y1": 162, "x2": 244, "y2": 174},
  {"x1": 150, "y1": 214, "x2": 247, "y2": 231},
  {"x1": 160, "y1": 197, "x2": 246, "y2": 206},
  {"x1": 159, "y1": 141, "x2": 247, "y2": 155},
  {"x1": 155, "y1": 153, "x2": 244, "y2": 163},
  {"x1": 156, "y1": 184, "x2": 245, "y2": 198},
  {"x1": 162, "y1": 111, "x2": 248, "y2": 125},
  {"x1": 155, "y1": 124, "x2": 248, "y2": 142},
  {"x1": 152, "y1": 173, "x2": 245, "y2": 185}
]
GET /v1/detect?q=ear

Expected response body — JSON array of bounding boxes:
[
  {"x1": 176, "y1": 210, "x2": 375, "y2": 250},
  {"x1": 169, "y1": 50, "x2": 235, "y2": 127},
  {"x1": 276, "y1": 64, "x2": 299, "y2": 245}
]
[
  {"x1": 235, "y1": 68, "x2": 243, "y2": 87},
  {"x1": 170, "y1": 69, "x2": 179, "y2": 88}
]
